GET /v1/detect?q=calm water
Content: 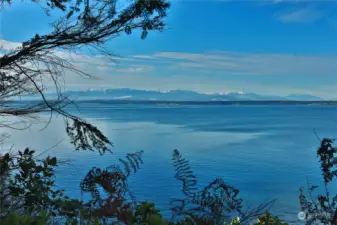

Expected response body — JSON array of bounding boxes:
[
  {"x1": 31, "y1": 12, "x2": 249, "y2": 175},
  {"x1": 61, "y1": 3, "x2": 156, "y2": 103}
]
[{"x1": 3, "y1": 103, "x2": 337, "y2": 223}]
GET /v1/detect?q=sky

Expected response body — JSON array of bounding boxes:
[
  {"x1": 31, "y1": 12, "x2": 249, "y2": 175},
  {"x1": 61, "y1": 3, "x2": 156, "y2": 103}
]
[{"x1": 1, "y1": 0, "x2": 337, "y2": 99}]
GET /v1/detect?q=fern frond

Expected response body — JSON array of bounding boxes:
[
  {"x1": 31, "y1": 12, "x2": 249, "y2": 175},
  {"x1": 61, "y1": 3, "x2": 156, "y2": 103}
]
[
  {"x1": 170, "y1": 150, "x2": 247, "y2": 224},
  {"x1": 118, "y1": 150, "x2": 144, "y2": 177},
  {"x1": 172, "y1": 149, "x2": 198, "y2": 197}
]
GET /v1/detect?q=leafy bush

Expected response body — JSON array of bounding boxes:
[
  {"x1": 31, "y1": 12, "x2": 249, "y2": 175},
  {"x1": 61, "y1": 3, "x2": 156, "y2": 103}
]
[{"x1": 0, "y1": 149, "x2": 81, "y2": 224}]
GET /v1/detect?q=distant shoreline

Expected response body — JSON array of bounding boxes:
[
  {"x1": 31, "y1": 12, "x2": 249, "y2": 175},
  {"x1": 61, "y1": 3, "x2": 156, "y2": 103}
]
[
  {"x1": 73, "y1": 100, "x2": 337, "y2": 106},
  {"x1": 9, "y1": 99, "x2": 337, "y2": 106}
]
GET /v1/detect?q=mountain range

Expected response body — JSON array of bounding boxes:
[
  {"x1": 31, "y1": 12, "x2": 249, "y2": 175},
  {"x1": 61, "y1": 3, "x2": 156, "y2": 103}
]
[{"x1": 43, "y1": 88, "x2": 324, "y2": 101}]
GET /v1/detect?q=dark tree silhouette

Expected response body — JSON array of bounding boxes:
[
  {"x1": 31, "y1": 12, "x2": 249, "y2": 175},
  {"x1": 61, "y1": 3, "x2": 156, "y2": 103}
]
[
  {"x1": 300, "y1": 138, "x2": 337, "y2": 225},
  {"x1": 0, "y1": 0, "x2": 170, "y2": 154}
]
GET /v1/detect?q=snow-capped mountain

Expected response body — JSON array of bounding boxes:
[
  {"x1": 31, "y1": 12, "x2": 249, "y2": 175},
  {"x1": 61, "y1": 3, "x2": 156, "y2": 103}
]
[{"x1": 40, "y1": 88, "x2": 325, "y2": 101}]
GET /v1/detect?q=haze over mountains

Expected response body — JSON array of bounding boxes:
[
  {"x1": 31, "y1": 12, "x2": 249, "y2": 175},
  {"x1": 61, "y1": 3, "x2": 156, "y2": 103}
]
[{"x1": 45, "y1": 88, "x2": 325, "y2": 101}]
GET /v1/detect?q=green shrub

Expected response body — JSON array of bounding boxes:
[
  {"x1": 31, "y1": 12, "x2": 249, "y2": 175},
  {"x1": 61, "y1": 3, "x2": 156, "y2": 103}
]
[{"x1": 0, "y1": 211, "x2": 49, "y2": 225}]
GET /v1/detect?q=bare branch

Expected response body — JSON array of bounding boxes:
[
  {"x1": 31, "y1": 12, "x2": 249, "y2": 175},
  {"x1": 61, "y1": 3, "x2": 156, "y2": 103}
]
[{"x1": 0, "y1": 0, "x2": 170, "y2": 153}]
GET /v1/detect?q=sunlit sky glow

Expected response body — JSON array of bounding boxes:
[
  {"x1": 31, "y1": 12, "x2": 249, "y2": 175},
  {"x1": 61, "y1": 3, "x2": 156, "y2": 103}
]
[{"x1": 1, "y1": 0, "x2": 337, "y2": 99}]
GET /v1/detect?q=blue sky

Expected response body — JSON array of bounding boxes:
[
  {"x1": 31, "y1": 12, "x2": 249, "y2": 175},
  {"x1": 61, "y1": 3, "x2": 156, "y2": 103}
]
[{"x1": 1, "y1": 0, "x2": 337, "y2": 99}]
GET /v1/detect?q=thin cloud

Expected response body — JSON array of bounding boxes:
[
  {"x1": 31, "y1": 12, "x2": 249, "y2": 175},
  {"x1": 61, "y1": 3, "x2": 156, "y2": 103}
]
[
  {"x1": 115, "y1": 65, "x2": 155, "y2": 73},
  {"x1": 145, "y1": 51, "x2": 337, "y2": 76},
  {"x1": 97, "y1": 65, "x2": 111, "y2": 71},
  {"x1": 132, "y1": 55, "x2": 157, "y2": 59},
  {"x1": 3, "y1": 37, "x2": 337, "y2": 78},
  {"x1": 276, "y1": 6, "x2": 324, "y2": 23},
  {"x1": 153, "y1": 52, "x2": 236, "y2": 61}
]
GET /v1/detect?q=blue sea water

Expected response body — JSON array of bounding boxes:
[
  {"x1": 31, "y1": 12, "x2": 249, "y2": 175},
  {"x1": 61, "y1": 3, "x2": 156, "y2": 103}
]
[{"x1": 3, "y1": 103, "x2": 337, "y2": 224}]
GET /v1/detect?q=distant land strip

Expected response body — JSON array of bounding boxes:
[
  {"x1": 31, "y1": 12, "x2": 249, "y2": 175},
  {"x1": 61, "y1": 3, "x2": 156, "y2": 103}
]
[
  {"x1": 74, "y1": 100, "x2": 337, "y2": 106},
  {"x1": 9, "y1": 100, "x2": 337, "y2": 106}
]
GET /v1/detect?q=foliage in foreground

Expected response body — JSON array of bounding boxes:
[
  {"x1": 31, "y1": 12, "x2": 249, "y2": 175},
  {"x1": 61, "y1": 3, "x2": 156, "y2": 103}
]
[
  {"x1": 0, "y1": 148, "x2": 277, "y2": 225},
  {"x1": 299, "y1": 138, "x2": 337, "y2": 224},
  {"x1": 4, "y1": 137, "x2": 337, "y2": 225},
  {"x1": 0, "y1": 148, "x2": 82, "y2": 224}
]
